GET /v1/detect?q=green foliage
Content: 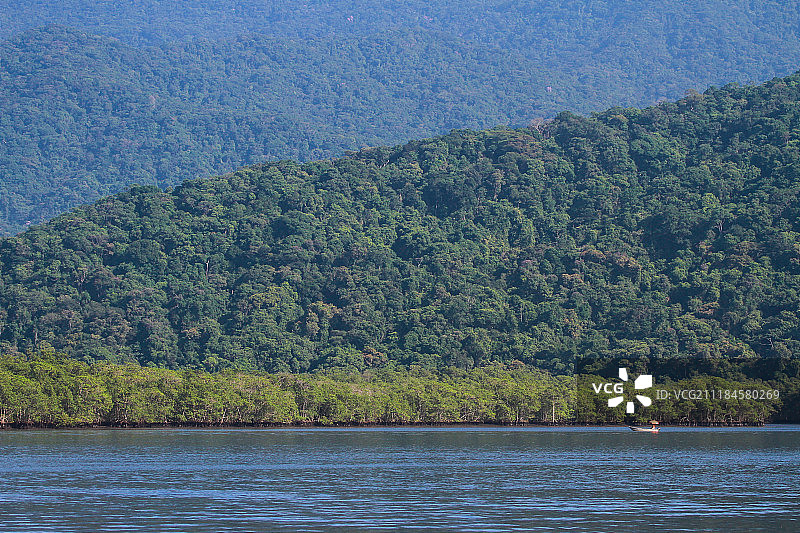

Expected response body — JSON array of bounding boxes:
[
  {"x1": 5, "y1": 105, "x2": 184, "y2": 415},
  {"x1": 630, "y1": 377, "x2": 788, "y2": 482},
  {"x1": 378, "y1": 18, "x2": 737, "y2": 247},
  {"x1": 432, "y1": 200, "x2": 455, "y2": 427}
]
[
  {"x1": 0, "y1": 350, "x2": 574, "y2": 427},
  {"x1": 576, "y1": 372, "x2": 790, "y2": 426},
  {"x1": 4, "y1": 0, "x2": 800, "y2": 233},
  {"x1": 1, "y1": 351, "x2": 795, "y2": 427},
  {"x1": 3, "y1": 74, "x2": 800, "y2": 373}
]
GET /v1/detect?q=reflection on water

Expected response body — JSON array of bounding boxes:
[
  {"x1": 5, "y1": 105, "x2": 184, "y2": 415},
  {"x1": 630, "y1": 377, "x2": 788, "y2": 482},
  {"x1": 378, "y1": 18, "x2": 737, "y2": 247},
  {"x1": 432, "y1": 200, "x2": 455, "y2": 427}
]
[{"x1": 0, "y1": 427, "x2": 798, "y2": 532}]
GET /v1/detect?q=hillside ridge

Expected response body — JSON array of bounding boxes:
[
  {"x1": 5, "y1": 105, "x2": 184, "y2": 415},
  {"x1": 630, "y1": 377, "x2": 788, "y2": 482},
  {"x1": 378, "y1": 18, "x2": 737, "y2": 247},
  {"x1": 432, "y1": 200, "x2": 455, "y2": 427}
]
[
  {"x1": 3, "y1": 4, "x2": 800, "y2": 233},
  {"x1": 1, "y1": 72, "x2": 800, "y2": 372}
]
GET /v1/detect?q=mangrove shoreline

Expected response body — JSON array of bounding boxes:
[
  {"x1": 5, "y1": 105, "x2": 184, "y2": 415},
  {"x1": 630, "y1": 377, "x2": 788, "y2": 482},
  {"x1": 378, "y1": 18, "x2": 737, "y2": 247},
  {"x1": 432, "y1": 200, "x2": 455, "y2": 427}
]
[{"x1": 2, "y1": 350, "x2": 799, "y2": 428}]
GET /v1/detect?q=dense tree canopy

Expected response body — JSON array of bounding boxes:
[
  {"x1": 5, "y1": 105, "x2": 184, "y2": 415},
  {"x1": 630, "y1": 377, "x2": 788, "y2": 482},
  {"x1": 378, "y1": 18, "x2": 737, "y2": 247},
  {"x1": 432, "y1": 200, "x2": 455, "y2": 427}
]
[
  {"x1": 2, "y1": 73, "x2": 800, "y2": 373},
  {"x1": 3, "y1": 350, "x2": 796, "y2": 427},
  {"x1": 2, "y1": 0, "x2": 800, "y2": 233},
  {"x1": 0, "y1": 350, "x2": 576, "y2": 427}
]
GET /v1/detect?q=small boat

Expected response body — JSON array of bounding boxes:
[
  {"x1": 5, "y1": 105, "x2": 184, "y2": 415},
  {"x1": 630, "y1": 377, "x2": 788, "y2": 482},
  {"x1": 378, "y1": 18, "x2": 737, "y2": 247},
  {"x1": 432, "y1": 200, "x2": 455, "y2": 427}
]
[
  {"x1": 629, "y1": 426, "x2": 660, "y2": 433},
  {"x1": 629, "y1": 420, "x2": 660, "y2": 433}
]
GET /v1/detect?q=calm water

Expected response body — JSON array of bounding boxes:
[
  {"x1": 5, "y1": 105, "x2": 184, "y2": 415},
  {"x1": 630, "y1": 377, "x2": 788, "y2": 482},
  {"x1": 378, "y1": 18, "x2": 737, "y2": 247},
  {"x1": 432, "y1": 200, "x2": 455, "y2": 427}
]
[{"x1": 0, "y1": 427, "x2": 798, "y2": 532}]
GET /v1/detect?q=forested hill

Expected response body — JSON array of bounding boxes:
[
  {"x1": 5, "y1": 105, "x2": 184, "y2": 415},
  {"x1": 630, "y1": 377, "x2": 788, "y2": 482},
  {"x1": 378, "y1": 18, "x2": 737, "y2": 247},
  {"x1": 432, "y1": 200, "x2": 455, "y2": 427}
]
[
  {"x1": 3, "y1": 0, "x2": 800, "y2": 234},
  {"x1": 2, "y1": 73, "x2": 800, "y2": 372},
  {"x1": 0, "y1": 25, "x2": 549, "y2": 234},
  {"x1": 1, "y1": 24, "x2": 573, "y2": 235}
]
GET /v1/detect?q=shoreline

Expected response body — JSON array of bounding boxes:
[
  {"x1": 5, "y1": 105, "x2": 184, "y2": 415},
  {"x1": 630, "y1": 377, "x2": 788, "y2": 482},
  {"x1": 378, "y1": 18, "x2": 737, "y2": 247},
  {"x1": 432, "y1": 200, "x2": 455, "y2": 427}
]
[{"x1": 2, "y1": 421, "x2": 791, "y2": 431}]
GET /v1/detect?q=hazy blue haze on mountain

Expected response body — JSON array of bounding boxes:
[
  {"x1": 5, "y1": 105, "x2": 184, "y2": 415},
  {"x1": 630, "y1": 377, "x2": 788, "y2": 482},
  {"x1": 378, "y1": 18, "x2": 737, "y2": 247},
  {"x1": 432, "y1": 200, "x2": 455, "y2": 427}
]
[
  {"x1": 0, "y1": 26, "x2": 547, "y2": 232},
  {"x1": 0, "y1": 1, "x2": 799, "y2": 233}
]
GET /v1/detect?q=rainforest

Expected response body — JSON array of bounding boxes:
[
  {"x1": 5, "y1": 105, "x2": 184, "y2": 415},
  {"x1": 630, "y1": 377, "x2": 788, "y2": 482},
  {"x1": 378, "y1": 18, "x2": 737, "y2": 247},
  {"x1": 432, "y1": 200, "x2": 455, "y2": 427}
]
[
  {"x1": 3, "y1": 5, "x2": 800, "y2": 533},
  {"x1": 3, "y1": 0, "x2": 800, "y2": 234},
  {"x1": 2, "y1": 73, "x2": 800, "y2": 378}
]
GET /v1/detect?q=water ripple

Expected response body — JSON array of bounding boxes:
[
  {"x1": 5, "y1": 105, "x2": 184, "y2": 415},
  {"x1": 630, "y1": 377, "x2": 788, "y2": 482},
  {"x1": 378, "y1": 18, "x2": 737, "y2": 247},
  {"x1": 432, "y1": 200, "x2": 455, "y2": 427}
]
[{"x1": 0, "y1": 427, "x2": 798, "y2": 531}]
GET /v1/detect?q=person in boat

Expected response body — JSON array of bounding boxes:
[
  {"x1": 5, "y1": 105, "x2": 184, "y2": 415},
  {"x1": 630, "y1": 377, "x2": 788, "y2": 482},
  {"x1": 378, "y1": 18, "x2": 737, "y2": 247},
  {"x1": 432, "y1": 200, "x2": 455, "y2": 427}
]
[{"x1": 630, "y1": 420, "x2": 660, "y2": 432}]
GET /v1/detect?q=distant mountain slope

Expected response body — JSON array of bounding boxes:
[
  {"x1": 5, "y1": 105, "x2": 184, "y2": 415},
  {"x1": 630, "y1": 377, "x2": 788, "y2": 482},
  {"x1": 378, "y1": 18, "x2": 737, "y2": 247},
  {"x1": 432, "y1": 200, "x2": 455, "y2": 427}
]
[
  {"x1": 4, "y1": 0, "x2": 800, "y2": 57},
  {"x1": 0, "y1": 26, "x2": 552, "y2": 233},
  {"x1": 1, "y1": 73, "x2": 799, "y2": 372},
  {"x1": 2, "y1": 0, "x2": 800, "y2": 234}
]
